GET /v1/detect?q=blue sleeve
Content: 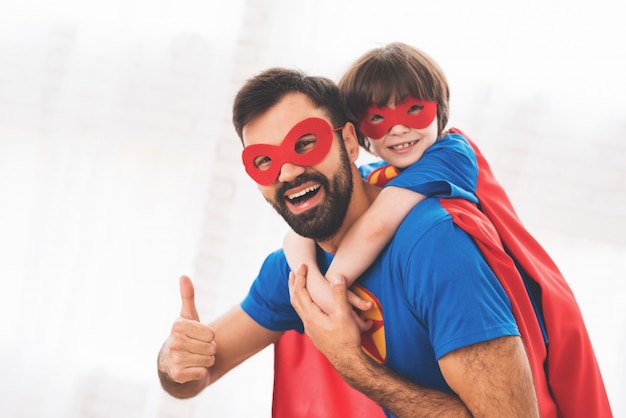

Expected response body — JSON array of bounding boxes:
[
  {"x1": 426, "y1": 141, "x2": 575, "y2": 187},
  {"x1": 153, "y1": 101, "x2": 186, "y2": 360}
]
[
  {"x1": 240, "y1": 249, "x2": 304, "y2": 333},
  {"x1": 399, "y1": 204, "x2": 519, "y2": 359},
  {"x1": 388, "y1": 133, "x2": 479, "y2": 203}
]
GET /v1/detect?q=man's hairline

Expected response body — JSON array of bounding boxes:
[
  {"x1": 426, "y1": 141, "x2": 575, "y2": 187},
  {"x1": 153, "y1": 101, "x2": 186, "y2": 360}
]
[{"x1": 239, "y1": 93, "x2": 338, "y2": 148}]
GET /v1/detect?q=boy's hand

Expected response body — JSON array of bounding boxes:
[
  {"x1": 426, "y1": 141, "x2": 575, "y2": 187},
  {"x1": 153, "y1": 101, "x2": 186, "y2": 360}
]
[
  {"x1": 346, "y1": 288, "x2": 374, "y2": 313},
  {"x1": 303, "y1": 263, "x2": 372, "y2": 315}
]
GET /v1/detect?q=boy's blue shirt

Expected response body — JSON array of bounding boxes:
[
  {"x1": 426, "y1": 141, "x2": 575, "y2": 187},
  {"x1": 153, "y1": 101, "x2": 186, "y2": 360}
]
[{"x1": 360, "y1": 132, "x2": 479, "y2": 203}]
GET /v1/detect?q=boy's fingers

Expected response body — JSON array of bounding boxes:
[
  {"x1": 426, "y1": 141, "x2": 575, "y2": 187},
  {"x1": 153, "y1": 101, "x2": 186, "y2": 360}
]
[
  {"x1": 346, "y1": 290, "x2": 373, "y2": 311},
  {"x1": 331, "y1": 275, "x2": 372, "y2": 332},
  {"x1": 352, "y1": 311, "x2": 374, "y2": 332}
]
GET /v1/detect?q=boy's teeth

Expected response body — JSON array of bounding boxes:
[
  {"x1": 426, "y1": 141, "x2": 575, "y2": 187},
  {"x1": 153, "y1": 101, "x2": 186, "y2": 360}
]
[
  {"x1": 288, "y1": 184, "x2": 320, "y2": 200},
  {"x1": 392, "y1": 141, "x2": 415, "y2": 150}
]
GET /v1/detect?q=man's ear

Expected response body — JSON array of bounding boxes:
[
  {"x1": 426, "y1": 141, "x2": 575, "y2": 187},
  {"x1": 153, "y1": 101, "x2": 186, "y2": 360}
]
[{"x1": 341, "y1": 122, "x2": 360, "y2": 162}]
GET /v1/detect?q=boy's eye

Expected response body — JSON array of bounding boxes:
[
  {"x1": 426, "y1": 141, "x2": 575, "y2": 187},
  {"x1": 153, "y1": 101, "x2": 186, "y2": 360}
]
[
  {"x1": 254, "y1": 155, "x2": 272, "y2": 171},
  {"x1": 295, "y1": 134, "x2": 318, "y2": 154},
  {"x1": 368, "y1": 114, "x2": 384, "y2": 124},
  {"x1": 407, "y1": 104, "x2": 424, "y2": 115}
]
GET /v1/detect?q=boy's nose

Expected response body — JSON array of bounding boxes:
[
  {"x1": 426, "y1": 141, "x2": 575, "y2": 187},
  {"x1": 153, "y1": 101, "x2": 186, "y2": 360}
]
[{"x1": 388, "y1": 124, "x2": 410, "y2": 136}]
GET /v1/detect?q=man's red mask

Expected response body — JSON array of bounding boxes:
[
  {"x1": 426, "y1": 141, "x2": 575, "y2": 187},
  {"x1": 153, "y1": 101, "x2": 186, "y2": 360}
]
[
  {"x1": 358, "y1": 96, "x2": 437, "y2": 139},
  {"x1": 242, "y1": 117, "x2": 341, "y2": 186}
]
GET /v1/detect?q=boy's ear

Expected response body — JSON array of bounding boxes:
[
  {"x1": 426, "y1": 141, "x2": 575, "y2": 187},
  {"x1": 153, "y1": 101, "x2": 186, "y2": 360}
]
[{"x1": 341, "y1": 122, "x2": 360, "y2": 162}]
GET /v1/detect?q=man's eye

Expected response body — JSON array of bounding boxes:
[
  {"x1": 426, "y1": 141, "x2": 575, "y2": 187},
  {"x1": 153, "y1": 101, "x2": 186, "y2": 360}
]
[
  {"x1": 295, "y1": 135, "x2": 317, "y2": 154},
  {"x1": 254, "y1": 155, "x2": 272, "y2": 171},
  {"x1": 368, "y1": 114, "x2": 384, "y2": 124},
  {"x1": 408, "y1": 104, "x2": 424, "y2": 115}
]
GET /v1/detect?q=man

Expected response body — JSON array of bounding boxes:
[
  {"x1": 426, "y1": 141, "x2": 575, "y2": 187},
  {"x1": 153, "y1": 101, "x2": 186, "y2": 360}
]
[
  {"x1": 157, "y1": 68, "x2": 540, "y2": 417},
  {"x1": 158, "y1": 69, "x2": 538, "y2": 417}
]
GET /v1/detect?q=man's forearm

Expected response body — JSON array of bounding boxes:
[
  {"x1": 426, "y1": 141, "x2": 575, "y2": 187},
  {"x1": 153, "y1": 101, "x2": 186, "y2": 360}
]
[{"x1": 336, "y1": 351, "x2": 471, "y2": 418}]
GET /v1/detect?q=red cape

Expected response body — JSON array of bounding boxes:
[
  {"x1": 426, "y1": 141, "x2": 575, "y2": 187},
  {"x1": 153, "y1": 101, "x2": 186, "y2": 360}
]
[
  {"x1": 273, "y1": 330, "x2": 385, "y2": 418},
  {"x1": 446, "y1": 128, "x2": 611, "y2": 417},
  {"x1": 272, "y1": 128, "x2": 612, "y2": 417}
]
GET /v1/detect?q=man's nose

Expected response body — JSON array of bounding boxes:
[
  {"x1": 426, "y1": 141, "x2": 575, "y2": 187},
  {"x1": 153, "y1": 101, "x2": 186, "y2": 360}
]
[{"x1": 277, "y1": 162, "x2": 306, "y2": 183}]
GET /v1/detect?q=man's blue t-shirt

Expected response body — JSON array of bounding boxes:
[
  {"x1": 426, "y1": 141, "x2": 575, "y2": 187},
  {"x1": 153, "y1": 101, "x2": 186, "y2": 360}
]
[{"x1": 241, "y1": 197, "x2": 519, "y2": 394}]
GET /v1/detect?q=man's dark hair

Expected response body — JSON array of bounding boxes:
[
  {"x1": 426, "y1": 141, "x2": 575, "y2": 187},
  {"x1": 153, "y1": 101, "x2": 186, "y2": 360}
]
[{"x1": 232, "y1": 68, "x2": 349, "y2": 143}]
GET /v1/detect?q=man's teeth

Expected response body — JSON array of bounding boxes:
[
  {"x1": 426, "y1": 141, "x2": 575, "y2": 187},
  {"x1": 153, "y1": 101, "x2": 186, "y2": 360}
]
[
  {"x1": 288, "y1": 184, "x2": 320, "y2": 200},
  {"x1": 392, "y1": 141, "x2": 416, "y2": 150}
]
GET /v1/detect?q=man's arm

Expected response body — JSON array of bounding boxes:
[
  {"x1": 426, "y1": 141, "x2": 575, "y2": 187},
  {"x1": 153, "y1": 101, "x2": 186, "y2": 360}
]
[
  {"x1": 288, "y1": 265, "x2": 539, "y2": 418},
  {"x1": 158, "y1": 275, "x2": 283, "y2": 398},
  {"x1": 439, "y1": 335, "x2": 539, "y2": 417}
]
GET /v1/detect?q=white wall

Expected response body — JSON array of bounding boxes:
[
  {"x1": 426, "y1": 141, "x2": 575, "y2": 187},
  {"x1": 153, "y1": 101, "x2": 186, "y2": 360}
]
[{"x1": 0, "y1": 0, "x2": 624, "y2": 416}]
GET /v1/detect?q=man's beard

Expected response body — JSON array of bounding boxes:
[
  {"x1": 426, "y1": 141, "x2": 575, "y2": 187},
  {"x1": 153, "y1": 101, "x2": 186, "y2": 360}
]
[{"x1": 267, "y1": 152, "x2": 353, "y2": 241}]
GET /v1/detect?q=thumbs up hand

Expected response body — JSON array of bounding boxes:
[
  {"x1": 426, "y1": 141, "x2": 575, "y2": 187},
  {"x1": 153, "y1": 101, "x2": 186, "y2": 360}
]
[
  {"x1": 179, "y1": 274, "x2": 200, "y2": 321},
  {"x1": 157, "y1": 276, "x2": 217, "y2": 394}
]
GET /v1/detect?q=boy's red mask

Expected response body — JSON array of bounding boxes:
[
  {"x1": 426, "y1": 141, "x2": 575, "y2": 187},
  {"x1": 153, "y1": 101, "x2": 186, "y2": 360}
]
[
  {"x1": 359, "y1": 97, "x2": 437, "y2": 139},
  {"x1": 242, "y1": 117, "x2": 341, "y2": 185}
]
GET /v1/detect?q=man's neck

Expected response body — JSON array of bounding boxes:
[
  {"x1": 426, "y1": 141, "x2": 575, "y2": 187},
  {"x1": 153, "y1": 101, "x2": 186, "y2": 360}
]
[{"x1": 317, "y1": 176, "x2": 380, "y2": 255}]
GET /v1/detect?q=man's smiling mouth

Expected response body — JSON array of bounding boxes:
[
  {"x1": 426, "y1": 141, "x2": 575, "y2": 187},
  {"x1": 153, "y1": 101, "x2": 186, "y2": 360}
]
[{"x1": 287, "y1": 184, "x2": 321, "y2": 205}]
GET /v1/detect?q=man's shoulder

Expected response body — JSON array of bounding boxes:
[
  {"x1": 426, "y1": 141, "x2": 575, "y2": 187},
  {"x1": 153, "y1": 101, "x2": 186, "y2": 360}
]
[
  {"x1": 253, "y1": 248, "x2": 291, "y2": 286},
  {"x1": 392, "y1": 198, "x2": 454, "y2": 243}
]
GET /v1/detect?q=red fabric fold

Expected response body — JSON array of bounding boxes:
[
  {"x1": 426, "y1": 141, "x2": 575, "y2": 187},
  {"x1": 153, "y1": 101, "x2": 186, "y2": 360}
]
[
  {"x1": 447, "y1": 127, "x2": 611, "y2": 417},
  {"x1": 273, "y1": 330, "x2": 385, "y2": 418}
]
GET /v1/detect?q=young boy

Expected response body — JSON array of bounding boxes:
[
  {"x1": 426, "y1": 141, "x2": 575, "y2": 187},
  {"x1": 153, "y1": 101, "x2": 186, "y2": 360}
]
[{"x1": 283, "y1": 43, "x2": 477, "y2": 315}]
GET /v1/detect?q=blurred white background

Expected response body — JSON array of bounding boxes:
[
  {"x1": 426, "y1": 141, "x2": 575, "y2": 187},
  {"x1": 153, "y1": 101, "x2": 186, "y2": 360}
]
[{"x1": 0, "y1": 0, "x2": 624, "y2": 416}]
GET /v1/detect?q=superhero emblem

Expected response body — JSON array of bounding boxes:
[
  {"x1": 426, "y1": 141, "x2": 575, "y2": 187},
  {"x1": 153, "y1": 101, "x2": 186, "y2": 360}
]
[
  {"x1": 352, "y1": 284, "x2": 386, "y2": 365},
  {"x1": 366, "y1": 164, "x2": 400, "y2": 187}
]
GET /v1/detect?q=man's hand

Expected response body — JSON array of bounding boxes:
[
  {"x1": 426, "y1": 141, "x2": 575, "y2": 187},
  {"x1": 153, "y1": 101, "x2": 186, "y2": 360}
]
[
  {"x1": 157, "y1": 276, "x2": 217, "y2": 397},
  {"x1": 288, "y1": 264, "x2": 371, "y2": 368},
  {"x1": 305, "y1": 266, "x2": 373, "y2": 315}
]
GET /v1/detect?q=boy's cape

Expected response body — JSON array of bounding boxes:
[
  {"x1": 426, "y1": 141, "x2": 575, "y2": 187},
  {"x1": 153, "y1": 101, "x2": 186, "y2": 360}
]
[{"x1": 272, "y1": 128, "x2": 611, "y2": 417}]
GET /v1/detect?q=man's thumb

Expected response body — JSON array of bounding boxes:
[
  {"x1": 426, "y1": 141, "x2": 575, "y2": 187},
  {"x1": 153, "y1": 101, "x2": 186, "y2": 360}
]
[
  {"x1": 179, "y1": 275, "x2": 200, "y2": 321},
  {"x1": 329, "y1": 274, "x2": 349, "y2": 305}
]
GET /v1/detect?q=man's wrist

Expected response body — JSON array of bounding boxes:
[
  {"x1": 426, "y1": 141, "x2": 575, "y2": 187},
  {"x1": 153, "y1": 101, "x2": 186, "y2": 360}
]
[
  {"x1": 157, "y1": 346, "x2": 205, "y2": 399},
  {"x1": 328, "y1": 347, "x2": 373, "y2": 381}
]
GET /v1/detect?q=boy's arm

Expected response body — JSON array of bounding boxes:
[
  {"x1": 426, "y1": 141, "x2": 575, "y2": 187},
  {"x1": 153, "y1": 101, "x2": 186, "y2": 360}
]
[
  {"x1": 333, "y1": 134, "x2": 477, "y2": 288},
  {"x1": 283, "y1": 230, "x2": 372, "y2": 314},
  {"x1": 283, "y1": 229, "x2": 318, "y2": 273},
  {"x1": 325, "y1": 185, "x2": 425, "y2": 286},
  {"x1": 283, "y1": 230, "x2": 335, "y2": 312}
]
